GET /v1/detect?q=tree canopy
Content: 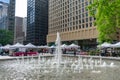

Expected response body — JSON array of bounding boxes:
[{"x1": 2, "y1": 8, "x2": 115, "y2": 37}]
[
  {"x1": 88, "y1": 0, "x2": 120, "y2": 43},
  {"x1": 0, "y1": 29, "x2": 13, "y2": 45}
]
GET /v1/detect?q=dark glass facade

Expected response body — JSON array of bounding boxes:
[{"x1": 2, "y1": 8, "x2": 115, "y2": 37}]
[
  {"x1": 27, "y1": 0, "x2": 48, "y2": 45},
  {"x1": 7, "y1": 0, "x2": 15, "y2": 33},
  {"x1": 0, "y1": 1, "x2": 8, "y2": 30}
]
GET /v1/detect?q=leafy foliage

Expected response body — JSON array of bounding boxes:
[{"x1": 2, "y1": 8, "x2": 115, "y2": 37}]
[
  {"x1": 88, "y1": 0, "x2": 120, "y2": 43},
  {"x1": 0, "y1": 30, "x2": 13, "y2": 45}
]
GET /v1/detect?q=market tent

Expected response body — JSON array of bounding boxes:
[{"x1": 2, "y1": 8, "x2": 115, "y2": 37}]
[
  {"x1": 61, "y1": 44, "x2": 68, "y2": 49},
  {"x1": 10, "y1": 43, "x2": 25, "y2": 52},
  {"x1": 112, "y1": 42, "x2": 120, "y2": 48},
  {"x1": 1, "y1": 44, "x2": 12, "y2": 49},
  {"x1": 25, "y1": 43, "x2": 36, "y2": 48},
  {"x1": 50, "y1": 45, "x2": 56, "y2": 48},
  {"x1": 68, "y1": 43, "x2": 80, "y2": 48},
  {"x1": 37, "y1": 45, "x2": 49, "y2": 48},
  {"x1": 10, "y1": 43, "x2": 25, "y2": 48},
  {"x1": 100, "y1": 42, "x2": 112, "y2": 48}
]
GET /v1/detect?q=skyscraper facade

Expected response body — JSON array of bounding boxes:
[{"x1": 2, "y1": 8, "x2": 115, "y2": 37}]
[
  {"x1": 14, "y1": 17, "x2": 27, "y2": 44},
  {"x1": 0, "y1": 1, "x2": 8, "y2": 30},
  {"x1": 27, "y1": 0, "x2": 48, "y2": 45},
  {"x1": 23, "y1": 17, "x2": 27, "y2": 41},
  {"x1": 14, "y1": 16, "x2": 24, "y2": 44},
  {"x1": 7, "y1": 0, "x2": 15, "y2": 33},
  {"x1": 47, "y1": 0, "x2": 97, "y2": 49}
]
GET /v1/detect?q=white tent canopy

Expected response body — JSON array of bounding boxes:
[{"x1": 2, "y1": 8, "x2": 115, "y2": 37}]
[
  {"x1": 112, "y1": 42, "x2": 120, "y2": 48},
  {"x1": 49, "y1": 45, "x2": 56, "y2": 48},
  {"x1": 10, "y1": 43, "x2": 25, "y2": 48},
  {"x1": 68, "y1": 43, "x2": 80, "y2": 48},
  {"x1": 98, "y1": 42, "x2": 112, "y2": 48},
  {"x1": 37, "y1": 45, "x2": 49, "y2": 48},
  {"x1": 25, "y1": 43, "x2": 36, "y2": 48},
  {"x1": 61, "y1": 44, "x2": 68, "y2": 48},
  {"x1": 1, "y1": 44, "x2": 12, "y2": 49}
]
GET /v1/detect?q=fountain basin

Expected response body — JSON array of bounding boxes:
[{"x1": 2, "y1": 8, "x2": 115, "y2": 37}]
[{"x1": 0, "y1": 55, "x2": 120, "y2": 80}]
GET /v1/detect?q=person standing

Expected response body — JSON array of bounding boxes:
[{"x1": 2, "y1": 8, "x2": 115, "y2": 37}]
[{"x1": 73, "y1": 49, "x2": 76, "y2": 56}]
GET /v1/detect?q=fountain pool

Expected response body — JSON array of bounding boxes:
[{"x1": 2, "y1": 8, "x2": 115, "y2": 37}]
[
  {"x1": 0, "y1": 55, "x2": 120, "y2": 80},
  {"x1": 0, "y1": 32, "x2": 120, "y2": 80}
]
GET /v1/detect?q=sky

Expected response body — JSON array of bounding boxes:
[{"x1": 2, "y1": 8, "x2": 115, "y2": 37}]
[
  {"x1": 0, "y1": 0, "x2": 27, "y2": 17},
  {"x1": 0, "y1": 0, "x2": 9, "y2": 3},
  {"x1": 15, "y1": 0, "x2": 27, "y2": 17}
]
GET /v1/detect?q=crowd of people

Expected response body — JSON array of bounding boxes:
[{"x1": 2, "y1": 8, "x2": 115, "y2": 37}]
[
  {"x1": 0, "y1": 49, "x2": 9, "y2": 56},
  {"x1": 100, "y1": 48, "x2": 120, "y2": 57},
  {"x1": 0, "y1": 47, "x2": 79, "y2": 56},
  {"x1": 1, "y1": 46, "x2": 119, "y2": 57}
]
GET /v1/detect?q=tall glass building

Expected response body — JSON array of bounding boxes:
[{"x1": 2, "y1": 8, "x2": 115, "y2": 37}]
[
  {"x1": 0, "y1": 0, "x2": 15, "y2": 31},
  {"x1": 0, "y1": 1, "x2": 8, "y2": 29},
  {"x1": 27, "y1": 0, "x2": 48, "y2": 45},
  {"x1": 7, "y1": 0, "x2": 15, "y2": 33}
]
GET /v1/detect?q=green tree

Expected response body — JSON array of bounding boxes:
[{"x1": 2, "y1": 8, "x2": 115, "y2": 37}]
[
  {"x1": 88, "y1": 0, "x2": 120, "y2": 43},
  {"x1": 0, "y1": 30, "x2": 13, "y2": 45}
]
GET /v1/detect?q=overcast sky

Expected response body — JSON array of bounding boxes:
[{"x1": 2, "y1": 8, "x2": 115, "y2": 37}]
[
  {"x1": 0, "y1": 0, "x2": 9, "y2": 3},
  {"x1": 15, "y1": 0, "x2": 27, "y2": 17}
]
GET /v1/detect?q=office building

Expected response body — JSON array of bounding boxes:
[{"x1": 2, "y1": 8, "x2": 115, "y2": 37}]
[
  {"x1": 14, "y1": 17, "x2": 24, "y2": 44},
  {"x1": 47, "y1": 0, "x2": 97, "y2": 49},
  {"x1": 0, "y1": 1, "x2": 8, "y2": 29},
  {"x1": 7, "y1": 0, "x2": 15, "y2": 33},
  {"x1": 27, "y1": 0, "x2": 48, "y2": 45},
  {"x1": 23, "y1": 17, "x2": 27, "y2": 41}
]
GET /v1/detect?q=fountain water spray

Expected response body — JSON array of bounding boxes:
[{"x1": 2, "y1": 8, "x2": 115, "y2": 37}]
[
  {"x1": 54, "y1": 32, "x2": 62, "y2": 68},
  {"x1": 0, "y1": 33, "x2": 119, "y2": 80}
]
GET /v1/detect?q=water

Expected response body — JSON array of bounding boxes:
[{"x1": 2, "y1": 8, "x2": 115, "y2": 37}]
[
  {"x1": 0, "y1": 32, "x2": 120, "y2": 80},
  {"x1": 0, "y1": 56, "x2": 120, "y2": 80},
  {"x1": 54, "y1": 32, "x2": 62, "y2": 68}
]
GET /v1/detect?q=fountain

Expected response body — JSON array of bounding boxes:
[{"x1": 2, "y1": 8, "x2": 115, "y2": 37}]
[
  {"x1": 54, "y1": 32, "x2": 62, "y2": 68},
  {"x1": 0, "y1": 32, "x2": 120, "y2": 80}
]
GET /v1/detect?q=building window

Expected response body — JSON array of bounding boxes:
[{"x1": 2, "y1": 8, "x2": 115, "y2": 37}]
[
  {"x1": 79, "y1": 25, "x2": 81, "y2": 29},
  {"x1": 90, "y1": 23, "x2": 92, "y2": 27},
  {"x1": 82, "y1": 24, "x2": 84, "y2": 28},
  {"x1": 86, "y1": 18, "x2": 88, "y2": 22},
  {"x1": 86, "y1": 23, "x2": 88, "y2": 28}
]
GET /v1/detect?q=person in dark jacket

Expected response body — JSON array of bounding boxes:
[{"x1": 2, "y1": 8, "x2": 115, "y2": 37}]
[{"x1": 73, "y1": 49, "x2": 76, "y2": 56}]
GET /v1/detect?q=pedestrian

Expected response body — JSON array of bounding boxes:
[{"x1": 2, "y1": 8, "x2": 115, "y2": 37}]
[{"x1": 73, "y1": 49, "x2": 76, "y2": 56}]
